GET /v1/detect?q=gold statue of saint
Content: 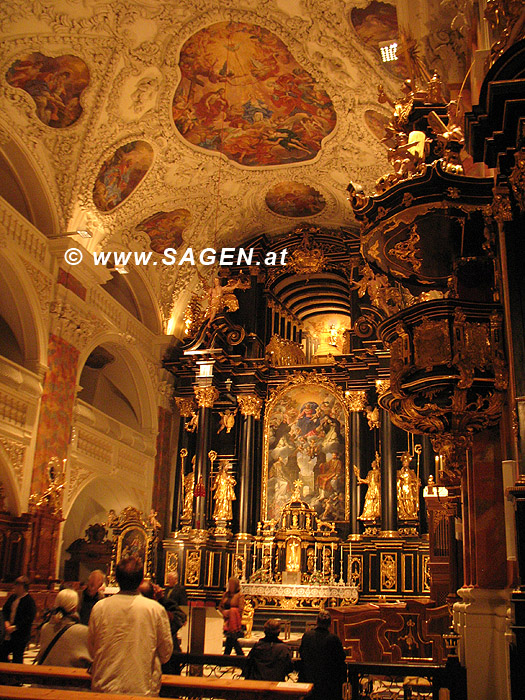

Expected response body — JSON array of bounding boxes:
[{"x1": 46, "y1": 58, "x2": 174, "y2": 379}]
[
  {"x1": 354, "y1": 452, "x2": 381, "y2": 520},
  {"x1": 181, "y1": 461, "x2": 195, "y2": 524},
  {"x1": 212, "y1": 460, "x2": 236, "y2": 521},
  {"x1": 397, "y1": 452, "x2": 420, "y2": 520},
  {"x1": 286, "y1": 537, "x2": 301, "y2": 572}
]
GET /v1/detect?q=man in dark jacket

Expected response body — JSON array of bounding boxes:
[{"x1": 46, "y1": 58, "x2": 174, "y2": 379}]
[
  {"x1": 298, "y1": 611, "x2": 347, "y2": 700},
  {"x1": 0, "y1": 576, "x2": 37, "y2": 663},
  {"x1": 244, "y1": 619, "x2": 293, "y2": 682}
]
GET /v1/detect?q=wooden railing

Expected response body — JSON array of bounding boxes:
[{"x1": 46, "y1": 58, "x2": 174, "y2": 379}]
[
  {"x1": 346, "y1": 657, "x2": 467, "y2": 700},
  {"x1": 0, "y1": 662, "x2": 312, "y2": 699}
]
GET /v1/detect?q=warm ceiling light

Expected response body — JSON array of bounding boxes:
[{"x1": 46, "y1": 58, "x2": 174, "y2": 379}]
[
  {"x1": 48, "y1": 229, "x2": 93, "y2": 240},
  {"x1": 379, "y1": 41, "x2": 398, "y2": 62},
  {"x1": 115, "y1": 265, "x2": 129, "y2": 274}
]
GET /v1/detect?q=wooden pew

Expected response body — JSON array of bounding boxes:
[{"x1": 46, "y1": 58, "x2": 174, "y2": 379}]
[{"x1": 0, "y1": 664, "x2": 312, "y2": 700}]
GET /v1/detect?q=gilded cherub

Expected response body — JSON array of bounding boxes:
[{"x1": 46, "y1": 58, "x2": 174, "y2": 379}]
[
  {"x1": 217, "y1": 408, "x2": 237, "y2": 434},
  {"x1": 185, "y1": 410, "x2": 198, "y2": 433},
  {"x1": 205, "y1": 275, "x2": 251, "y2": 324}
]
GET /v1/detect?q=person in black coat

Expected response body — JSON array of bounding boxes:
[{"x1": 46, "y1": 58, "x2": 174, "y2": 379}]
[
  {"x1": 298, "y1": 611, "x2": 347, "y2": 700},
  {"x1": 244, "y1": 619, "x2": 293, "y2": 682},
  {"x1": 0, "y1": 576, "x2": 37, "y2": 663}
]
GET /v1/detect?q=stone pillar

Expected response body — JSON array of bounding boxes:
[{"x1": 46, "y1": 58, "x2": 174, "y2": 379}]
[
  {"x1": 192, "y1": 385, "x2": 219, "y2": 532},
  {"x1": 171, "y1": 397, "x2": 196, "y2": 532},
  {"x1": 152, "y1": 404, "x2": 174, "y2": 539},
  {"x1": 236, "y1": 395, "x2": 263, "y2": 536},
  {"x1": 380, "y1": 410, "x2": 404, "y2": 535},
  {"x1": 453, "y1": 427, "x2": 512, "y2": 700}
]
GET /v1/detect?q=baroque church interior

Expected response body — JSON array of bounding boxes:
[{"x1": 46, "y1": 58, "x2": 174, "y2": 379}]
[{"x1": 0, "y1": 0, "x2": 525, "y2": 698}]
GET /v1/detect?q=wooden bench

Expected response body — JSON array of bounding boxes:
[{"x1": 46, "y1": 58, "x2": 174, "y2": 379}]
[{"x1": 0, "y1": 663, "x2": 312, "y2": 700}]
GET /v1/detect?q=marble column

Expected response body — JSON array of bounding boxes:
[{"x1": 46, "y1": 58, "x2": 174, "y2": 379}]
[
  {"x1": 236, "y1": 395, "x2": 263, "y2": 536},
  {"x1": 347, "y1": 392, "x2": 369, "y2": 536},
  {"x1": 192, "y1": 385, "x2": 219, "y2": 532},
  {"x1": 171, "y1": 397, "x2": 196, "y2": 532},
  {"x1": 380, "y1": 410, "x2": 404, "y2": 535}
]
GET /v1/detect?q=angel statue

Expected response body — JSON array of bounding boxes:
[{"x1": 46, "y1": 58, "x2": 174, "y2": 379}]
[
  {"x1": 185, "y1": 411, "x2": 198, "y2": 433},
  {"x1": 354, "y1": 452, "x2": 381, "y2": 520},
  {"x1": 217, "y1": 408, "x2": 237, "y2": 434},
  {"x1": 205, "y1": 275, "x2": 251, "y2": 324},
  {"x1": 427, "y1": 102, "x2": 465, "y2": 174},
  {"x1": 212, "y1": 460, "x2": 236, "y2": 521}
]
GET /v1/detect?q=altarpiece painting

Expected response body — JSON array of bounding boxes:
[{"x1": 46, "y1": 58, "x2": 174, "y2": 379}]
[{"x1": 262, "y1": 375, "x2": 350, "y2": 523}]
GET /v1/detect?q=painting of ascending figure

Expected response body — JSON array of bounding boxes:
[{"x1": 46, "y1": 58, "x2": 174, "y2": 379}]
[
  {"x1": 136, "y1": 209, "x2": 192, "y2": 253},
  {"x1": 93, "y1": 141, "x2": 154, "y2": 213},
  {"x1": 6, "y1": 52, "x2": 89, "y2": 128},
  {"x1": 172, "y1": 22, "x2": 337, "y2": 167},
  {"x1": 263, "y1": 378, "x2": 349, "y2": 522}
]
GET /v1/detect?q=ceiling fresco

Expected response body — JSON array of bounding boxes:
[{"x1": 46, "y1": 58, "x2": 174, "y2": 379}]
[
  {"x1": 265, "y1": 181, "x2": 326, "y2": 218},
  {"x1": 172, "y1": 21, "x2": 337, "y2": 166},
  {"x1": 350, "y1": 1, "x2": 406, "y2": 79},
  {"x1": 136, "y1": 209, "x2": 192, "y2": 254},
  {"x1": 0, "y1": 0, "x2": 466, "y2": 328},
  {"x1": 93, "y1": 141, "x2": 154, "y2": 213},
  {"x1": 5, "y1": 52, "x2": 89, "y2": 128}
]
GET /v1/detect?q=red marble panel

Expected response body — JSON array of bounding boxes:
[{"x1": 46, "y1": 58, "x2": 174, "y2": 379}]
[{"x1": 31, "y1": 334, "x2": 79, "y2": 495}]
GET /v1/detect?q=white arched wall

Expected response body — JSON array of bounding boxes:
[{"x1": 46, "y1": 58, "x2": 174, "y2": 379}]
[
  {"x1": 0, "y1": 119, "x2": 61, "y2": 238},
  {"x1": 75, "y1": 332, "x2": 158, "y2": 433},
  {"x1": 0, "y1": 246, "x2": 48, "y2": 372},
  {"x1": 59, "y1": 474, "x2": 147, "y2": 579}
]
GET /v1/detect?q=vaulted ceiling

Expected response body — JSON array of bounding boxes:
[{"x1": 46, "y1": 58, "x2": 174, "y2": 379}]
[{"x1": 0, "y1": 0, "x2": 466, "y2": 333}]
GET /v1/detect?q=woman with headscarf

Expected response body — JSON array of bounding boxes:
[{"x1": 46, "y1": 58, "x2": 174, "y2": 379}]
[
  {"x1": 218, "y1": 577, "x2": 245, "y2": 656},
  {"x1": 36, "y1": 588, "x2": 91, "y2": 668}
]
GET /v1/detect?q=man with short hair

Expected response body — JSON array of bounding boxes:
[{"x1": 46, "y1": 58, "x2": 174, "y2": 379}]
[
  {"x1": 0, "y1": 575, "x2": 36, "y2": 663},
  {"x1": 164, "y1": 570, "x2": 187, "y2": 606},
  {"x1": 88, "y1": 557, "x2": 172, "y2": 696},
  {"x1": 78, "y1": 569, "x2": 106, "y2": 625},
  {"x1": 298, "y1": 610, "x2": 347, "y2": 700},
  {"x1": 244, "y1": 619, "x2": 293, "y2": 681}
]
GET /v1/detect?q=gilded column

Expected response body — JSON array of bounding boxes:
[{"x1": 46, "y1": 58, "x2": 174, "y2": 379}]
[
  {"x1": 192, "y1": 385, "x2": 219, "y2": 532},
  {"x1": 171, "y1": 397, "x2": 196, "y2": 532},
  {"x1": 236, "y1": 395, "x2": 263, "y2": 536}
]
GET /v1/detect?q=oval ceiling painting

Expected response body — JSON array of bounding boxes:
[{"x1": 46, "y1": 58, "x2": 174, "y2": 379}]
[
  {"x1": 136, "y1": 209, "x2": 192, "y2": 253},
  {"x1": 265, "y1": 181, "x2": 326, "y2": 218},
  {"x1": 172, "y1": 22, "x2": 337, "y2": 167},
  {"x1": 364, "y1": 109, "x2": 390, "y2": 142},
  {"x1": 6, "y1": 52, "x2": 89, "y2": 128},
  {"x1": 93, "y1": 141, "x2": 154, "y2": 213}
]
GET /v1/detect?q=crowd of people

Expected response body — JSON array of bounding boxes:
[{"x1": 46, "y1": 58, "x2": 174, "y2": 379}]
[{"x1": 0, "y1": 566, "x2": 347, "y2": 699}]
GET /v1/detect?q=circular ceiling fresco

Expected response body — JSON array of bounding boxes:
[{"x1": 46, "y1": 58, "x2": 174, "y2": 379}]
[
  {"x1": 265, "y1": 181, "x2": 326, "y2": 217},
  {"x1": 172, "y1": 21, "x2": 337, "y2": 167}
]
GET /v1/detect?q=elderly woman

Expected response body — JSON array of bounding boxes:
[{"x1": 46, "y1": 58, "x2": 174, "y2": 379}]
[
  {"x1": 218, "y1": 577, "x2": 245, "y2": 656},
  {"x1": 36, "y1": 588, "x2": 91, "y2": 668}
]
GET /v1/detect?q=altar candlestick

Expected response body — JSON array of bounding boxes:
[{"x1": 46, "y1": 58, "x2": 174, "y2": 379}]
[
  {"x1": 340, "y1": 544, "x2": 344, "y2": 581},
  {"x1": 243, "y1": 544, "x2": 247, "y2": 582},
  {"x1": 269, "y1": 541, "x2": 273, "y2": 580},
  {"x1": 314, "y1": 542, "x2": 317, "y2": 572},
  {"x1": 252, "y1": 544, "x2": 257, "y2": 575},
  {"x1": 331, "y1": 542, "x2": 334, "y2": 581}
]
